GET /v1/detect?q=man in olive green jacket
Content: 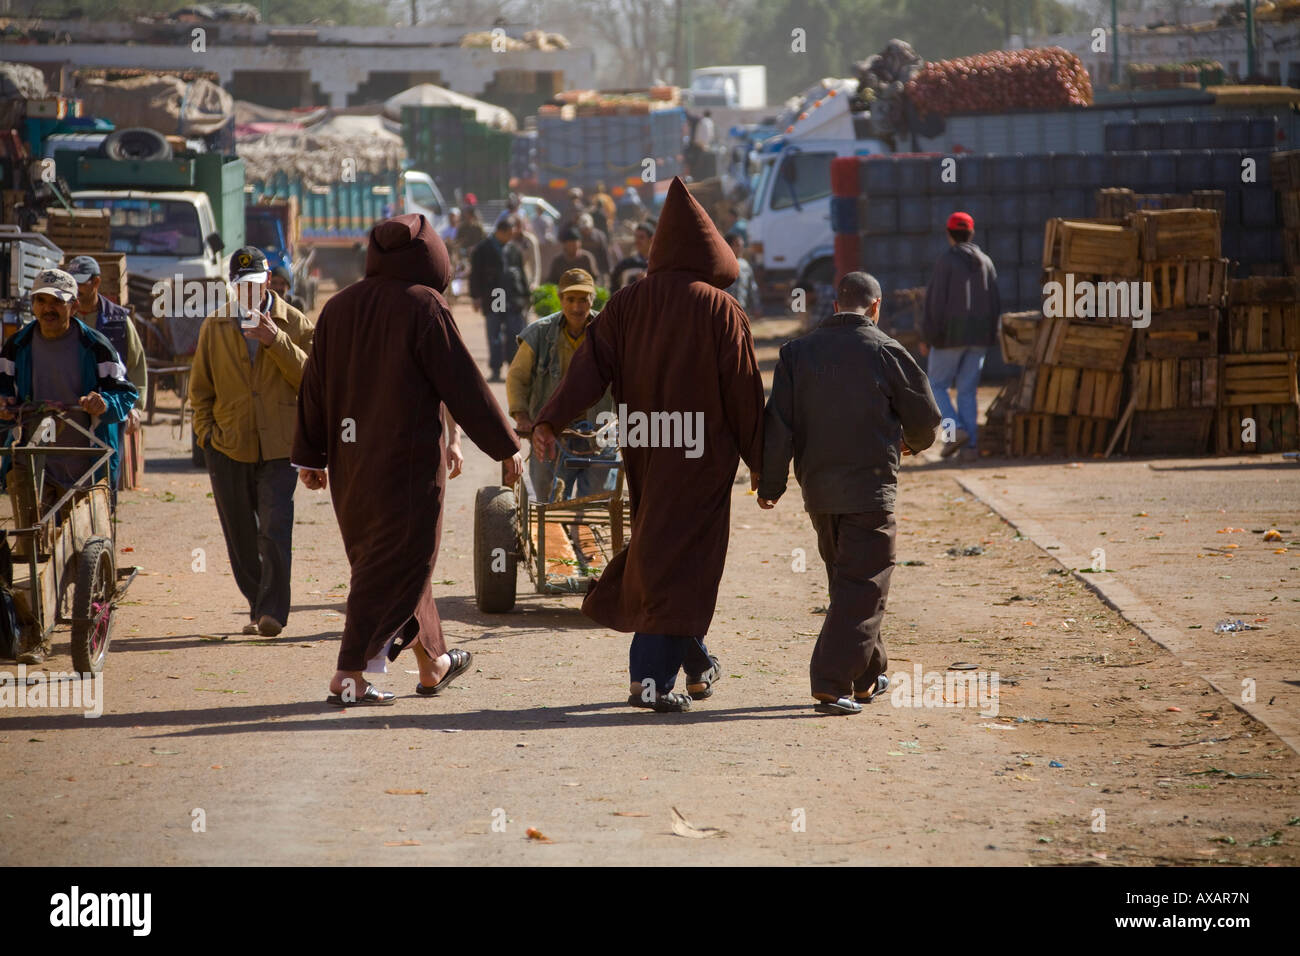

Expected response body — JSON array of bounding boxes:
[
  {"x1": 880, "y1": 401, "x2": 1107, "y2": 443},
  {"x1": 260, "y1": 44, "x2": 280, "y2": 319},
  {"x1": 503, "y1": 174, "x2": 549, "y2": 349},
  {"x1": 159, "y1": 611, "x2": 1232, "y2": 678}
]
[{"x1": 189, "y1": 247, "x2": 315, "y2": 636}]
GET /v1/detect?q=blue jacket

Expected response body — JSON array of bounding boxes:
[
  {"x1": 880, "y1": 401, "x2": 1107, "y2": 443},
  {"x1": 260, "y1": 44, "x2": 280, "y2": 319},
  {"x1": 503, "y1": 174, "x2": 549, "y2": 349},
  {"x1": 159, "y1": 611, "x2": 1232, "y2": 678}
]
[{"x1": 0, "y1": 318, "x2": 139, "y2": 488}]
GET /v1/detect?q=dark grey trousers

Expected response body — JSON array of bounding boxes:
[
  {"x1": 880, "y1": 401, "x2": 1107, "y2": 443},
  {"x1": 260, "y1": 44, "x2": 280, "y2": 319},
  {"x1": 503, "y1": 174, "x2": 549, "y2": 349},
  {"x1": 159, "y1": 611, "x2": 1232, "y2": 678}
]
[
  {"x1": 807, "y1": 510, "x2": 895, "y2": 699},
  {"x1": 205, "y1": 448, "x2": 296, "y2": 626}
]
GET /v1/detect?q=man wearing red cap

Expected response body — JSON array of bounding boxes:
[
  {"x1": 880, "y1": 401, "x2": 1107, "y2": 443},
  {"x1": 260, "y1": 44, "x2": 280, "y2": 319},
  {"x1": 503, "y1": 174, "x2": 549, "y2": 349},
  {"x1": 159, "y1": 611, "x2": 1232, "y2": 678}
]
[{"x1": 919, "y1": 211, "x2": 1000, "y2": 461}]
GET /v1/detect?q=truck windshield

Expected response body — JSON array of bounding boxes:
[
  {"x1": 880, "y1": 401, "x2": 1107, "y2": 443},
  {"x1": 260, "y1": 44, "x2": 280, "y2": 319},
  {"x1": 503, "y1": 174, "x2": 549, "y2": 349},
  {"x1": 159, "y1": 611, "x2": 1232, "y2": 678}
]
[
  {"x1": 770, "y1": 153, "x2": 833, "y2": 211},
  {"x1": 245, "y1": 215, "x2": 283, "y2": 253},
  {"x1": 74, "y1": 197, "x2": 203, "y2": 257}
]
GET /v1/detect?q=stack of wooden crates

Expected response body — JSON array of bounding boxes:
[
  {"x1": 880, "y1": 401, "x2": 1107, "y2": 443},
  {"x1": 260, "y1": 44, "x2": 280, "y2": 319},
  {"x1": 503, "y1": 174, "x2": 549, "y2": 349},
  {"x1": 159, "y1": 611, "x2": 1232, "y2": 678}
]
[
  {"x1": 1217, "y1": 277, "x2": 1300, "y2": 453},
  {"x1": 995, "y1": 194, "x2": 1299, "y2": 457},
  {"x1": 1275, "y1": 150, "x2": 1300, "y2": 280},
  {"x1": 1127, "y1": 207, "x2": 1226, "y2": 455},
  {"x1": 41, "y1": 209, "x2": 129, "y2": 306}
]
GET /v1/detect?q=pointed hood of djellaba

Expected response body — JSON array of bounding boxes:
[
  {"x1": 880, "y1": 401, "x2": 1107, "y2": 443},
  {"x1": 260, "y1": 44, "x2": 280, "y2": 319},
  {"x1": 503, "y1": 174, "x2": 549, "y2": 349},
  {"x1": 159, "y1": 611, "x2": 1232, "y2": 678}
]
[{"x1": 645, "y1": 177, "x2": 738, "y2": 289}]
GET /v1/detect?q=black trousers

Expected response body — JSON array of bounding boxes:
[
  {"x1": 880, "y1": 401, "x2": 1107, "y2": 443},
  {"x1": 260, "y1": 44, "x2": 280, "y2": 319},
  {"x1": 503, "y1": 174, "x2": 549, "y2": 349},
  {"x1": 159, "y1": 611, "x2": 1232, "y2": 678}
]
[
  {"x1": 205, "y1": 448, "x2": 296, "y2": 626},
  {"x1": 807, "y1": 510, "x2": 895, "y2": 699}
]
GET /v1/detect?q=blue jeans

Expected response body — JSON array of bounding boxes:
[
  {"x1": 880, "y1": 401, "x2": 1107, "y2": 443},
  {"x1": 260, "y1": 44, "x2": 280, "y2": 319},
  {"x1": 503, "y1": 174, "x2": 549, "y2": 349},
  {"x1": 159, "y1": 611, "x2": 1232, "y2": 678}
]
[
  {"x1": 528, "y1": 449, "x2": 618, "y2": 503},
  {"x1": 629, "y1": 633, "x2": 713, "y2": 695},
  {"x1": 484, "y1": 305, "x2": 525, "y2": 375},
  {"x1": 927, "y1": 345, "x2": 985, "y2": 448}
]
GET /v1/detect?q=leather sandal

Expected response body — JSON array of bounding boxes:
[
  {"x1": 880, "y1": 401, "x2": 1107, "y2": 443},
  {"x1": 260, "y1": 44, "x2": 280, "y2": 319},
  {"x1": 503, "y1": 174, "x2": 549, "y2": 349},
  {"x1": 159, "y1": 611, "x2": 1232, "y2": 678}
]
[
  {"x1": 326, "y1": 683, "x2": 396, "y2": 707},
  {"x1": 628, "y1": 690, "x2": 692, "y2": 713},
  {"x1": 415, "y1": 648, "x2": 473, "y2": 696},
  {"x1": 814, "y1": 696, "x2": 863, "y2": 716},
  {"x1": 685, "y1": 655, "x2": 722, "y2": 700},
  {"x1": 853, "y1": 674, "x2": 891, "y2": 704}
]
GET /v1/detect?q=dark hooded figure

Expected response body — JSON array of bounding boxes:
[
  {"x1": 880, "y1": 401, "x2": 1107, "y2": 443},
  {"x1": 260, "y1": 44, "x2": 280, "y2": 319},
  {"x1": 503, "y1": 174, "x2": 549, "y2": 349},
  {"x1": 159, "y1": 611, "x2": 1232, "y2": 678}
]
[
  {"x1": 293, "y1": 214, "x2": 522, "y2": 706},
  {"x1": 532, "y1": 178, "x2": 765, "y2": 713}
]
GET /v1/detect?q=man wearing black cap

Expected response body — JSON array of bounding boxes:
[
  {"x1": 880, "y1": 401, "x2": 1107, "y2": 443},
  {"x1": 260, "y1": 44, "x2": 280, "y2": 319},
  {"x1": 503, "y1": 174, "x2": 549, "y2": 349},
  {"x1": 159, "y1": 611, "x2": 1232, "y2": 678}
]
[
  {"x1": 759, "y1": 272, "x2": 940, "y2": 715},
  {"x1": 920, "y1": 211, "x2": 1000, "y2": 462},
  {"x1": 189, "y1": 247, "x2": 314, "y2": 637},
  {"x1": 545, "y1": 227, "x2": 598, "y2": 286}
]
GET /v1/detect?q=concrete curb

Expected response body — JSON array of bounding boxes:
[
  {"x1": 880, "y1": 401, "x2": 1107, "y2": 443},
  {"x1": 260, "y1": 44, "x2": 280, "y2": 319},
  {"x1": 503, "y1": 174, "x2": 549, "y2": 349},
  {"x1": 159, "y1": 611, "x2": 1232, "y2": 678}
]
[{"x1": 957, "y1": 474, "x2": 1299, "y2": 757}]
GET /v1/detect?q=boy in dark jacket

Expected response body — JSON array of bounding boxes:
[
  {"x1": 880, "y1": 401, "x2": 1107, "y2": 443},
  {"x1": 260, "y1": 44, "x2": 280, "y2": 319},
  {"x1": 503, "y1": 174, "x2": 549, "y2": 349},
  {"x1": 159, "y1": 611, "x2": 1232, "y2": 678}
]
[
  {"x1": 469, "y1": 215, "x2": 531, "y2": 381},
  {"x1": 920, "y1": 212, "x2": 1000, "y2": 461},
  {"x1": 759, "y1": 272, "x2": 940, "y2": 715}
]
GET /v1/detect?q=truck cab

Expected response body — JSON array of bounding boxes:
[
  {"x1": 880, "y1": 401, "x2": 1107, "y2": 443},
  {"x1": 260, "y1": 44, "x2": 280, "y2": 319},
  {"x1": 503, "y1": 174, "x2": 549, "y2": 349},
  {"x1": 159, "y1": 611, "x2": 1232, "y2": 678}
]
[
  {"x1": 400, "y1": 170, "x2": 450, "y2": 235},
  {"x1": 747, "y1": 138, "x2": 887, "y2": 306},
  {"x1": 71, "y1": 189, "x2": 226, "y2": 282}
]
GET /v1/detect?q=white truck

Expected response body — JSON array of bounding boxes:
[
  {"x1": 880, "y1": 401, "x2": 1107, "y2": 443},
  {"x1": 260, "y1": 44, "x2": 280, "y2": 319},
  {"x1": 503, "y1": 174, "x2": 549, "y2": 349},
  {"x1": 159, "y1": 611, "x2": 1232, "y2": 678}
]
[
  {"x1": 691, "y1": 65, "x2": 767, "y2": 109},
  {"x1": 745, "y1": 79, "x2": 890, "y2": 309}
]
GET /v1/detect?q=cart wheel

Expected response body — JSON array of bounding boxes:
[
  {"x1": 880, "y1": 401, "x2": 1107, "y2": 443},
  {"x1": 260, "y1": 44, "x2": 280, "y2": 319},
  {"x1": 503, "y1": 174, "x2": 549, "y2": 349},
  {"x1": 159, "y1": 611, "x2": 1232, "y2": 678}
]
[
  {"x1": 474, "y1": 486, "x2": 518, "y2": 613},
  {"x1": 71, "y1": 537, "x2": 116, "y2": 674}
]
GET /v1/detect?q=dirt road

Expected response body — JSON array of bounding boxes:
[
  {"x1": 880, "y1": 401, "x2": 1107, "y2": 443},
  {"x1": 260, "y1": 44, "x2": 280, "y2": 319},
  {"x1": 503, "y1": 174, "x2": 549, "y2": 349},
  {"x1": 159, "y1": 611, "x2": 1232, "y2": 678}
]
[{"x1": 1, "y1": 306, "x2": 1296, "y2": 865}]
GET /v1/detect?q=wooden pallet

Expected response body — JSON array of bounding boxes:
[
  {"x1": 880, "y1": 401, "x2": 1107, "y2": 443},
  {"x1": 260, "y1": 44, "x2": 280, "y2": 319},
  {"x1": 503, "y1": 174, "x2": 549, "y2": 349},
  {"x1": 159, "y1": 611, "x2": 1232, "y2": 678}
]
[
  {"x1": 1128, "y1": 408, "x2": 1214, "y2": 456},
  {"x1": 1065, "y1": 416, "x2": 1112, "y2": 457},
  {"x1": 998, "y1": 310, "x2": 1041, "y2": 366},
  {"x1": 1042, "y1": 218, "x2": 1140, "y2": 276},
  {"x1": 42, "y1": 208, "x2": 111, "y2": 252},
  {"x1": 1010, "y1": 413, "x2": 1055, "y2": 456},
  {"x1": 1143, "y1": 258, "x2": 1228, "y2": 310},
  {"x1": 1219, "y1": 352, "x2": 1300, "y2": 406},
  {"x1": 1227, "y1": 302, "x2": 1300, "y2": 353},
  {"x1": 1096, "y1": 188, "x2": 1226, "y2": 220},
  {"x1": 1134, "y1": 308, "x2": 1220, "y2": 360},
  {"x1": 64, "y1": 250, "x2": 128, "y2": 306},
  {"x1": 1132, "y1": 208, "x2": 1221, "y2": 261},
  {"x1": 1009, "y1": 413, "x2": 1110, "y2": 457},
  {"x1": 1216, "y1": 402, "x2": 1300, "y2": 454},
  {"x1": 1133, "y1": 357, "x2": 1219, "y2": 410},
  {"x1": 1029, "y1": 364, "x2": 1124, "y2": 419}
]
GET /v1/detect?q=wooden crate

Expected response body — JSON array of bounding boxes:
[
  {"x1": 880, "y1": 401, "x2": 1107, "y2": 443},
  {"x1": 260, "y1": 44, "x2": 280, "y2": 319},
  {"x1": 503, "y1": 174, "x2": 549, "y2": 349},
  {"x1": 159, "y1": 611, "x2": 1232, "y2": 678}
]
[
  {"x1": 1128, "y1": 408, "x2": 1214, "y2": 456},
  {"x1": 1143, "y1": 258, "x2": 1228, "y2": 310},
  {"x1": 1065, "y1": 416, "x2": 1112, "y2": 457},
  {"x1": 1270, "y1": 150, "x2": 1300, "y2": 193},
  {"x1": 980, "y1": 382, "x2": 1015, "y2": 456},
  {"x1": 1134, "y1": 308, "x2": 1220, "y2": 359},
  {"x1": 1010, "y1": 413, "x2": 1057, "y2": 456},
  {"x1": 1096, "y1": 188, "x2": 1136, "y2": 220},
  {"x1": 1216, "y1": 402, "x2": 1300, "y2": 454},
  {"x1": 1039, "y1": 270, "x2": 1139, "y2": 326},
  {"x1": 1228, "y1": 276, "x2": 1300, "y2": 306},
  {"x1": 998, "y1": 310, "x2": 1041, "y2": 366},
  {"x1": 1034, "y1": 316, "x2": 1132, "y2": 369},
  {"x1": 65, "y1": 250, "x2": 128, "y2": 305},
  {"x1": 1132, "y1": 208, "x2": 1221, "y2": 261},
  {"x1": 1285, "y1": 229, "x2": 1300, "y2": 270},
  {"x1": 1219, "y1": 352, "x2": 1300, "y2": 406},
  {"x1": 1042, "y1": 218, "x2": 1140, "y2": 276},
  {"x1": 1133, "y1": 357, "x2": 1218, "y2": 410},
  {"x1": 1095, "y1": 189, "x2": 1225, "y2": 220},
  {"x1": 1281, "y1": 191, "x2": 1300, "y2": 230},
  {"x1": 1030, "y1": 364, "x2": 1124, "y2": 419},
  {"x1": 1227, "y1": 302, "x2": 1300, "y2": 353},
  {"x1": 42, "y1": 208, "x2": 111, "y2": 252}
]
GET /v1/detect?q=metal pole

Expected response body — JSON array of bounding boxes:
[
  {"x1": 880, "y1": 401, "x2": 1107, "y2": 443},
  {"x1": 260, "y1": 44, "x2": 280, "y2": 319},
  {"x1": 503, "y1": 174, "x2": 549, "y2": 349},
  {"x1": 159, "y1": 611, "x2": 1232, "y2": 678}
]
[
  {"x1": 1111, "y1": 0, "x2": 1119, "y2": 89},
  {"x1": 1245, "y1": 0, "x2": 1256, "y2": 80}
]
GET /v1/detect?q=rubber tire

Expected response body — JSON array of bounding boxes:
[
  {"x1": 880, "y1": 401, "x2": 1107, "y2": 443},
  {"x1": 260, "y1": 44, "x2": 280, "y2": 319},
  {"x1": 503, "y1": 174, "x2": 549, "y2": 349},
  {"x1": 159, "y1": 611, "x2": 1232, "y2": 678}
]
[
  {"x1": 474, "y1": 486, "x2": 519, "y2": 613},
  {"x1": 100, "y1": 127, "x2": 173, "y2": 163},
  {"x1": 71, "y1": 537, "x2": 115, "y2": 675}
]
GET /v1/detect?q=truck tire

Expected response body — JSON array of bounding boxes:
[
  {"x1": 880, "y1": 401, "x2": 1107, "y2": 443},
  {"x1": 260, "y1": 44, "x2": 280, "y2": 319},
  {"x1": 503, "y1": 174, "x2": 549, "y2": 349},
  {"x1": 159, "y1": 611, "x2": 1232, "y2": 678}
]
[
  {"x1": 474, "y1": 486, "x2": 519, "y2": 613},
  {"x1": 99, "y1": 128, "x2": 173, "y2": 163}
]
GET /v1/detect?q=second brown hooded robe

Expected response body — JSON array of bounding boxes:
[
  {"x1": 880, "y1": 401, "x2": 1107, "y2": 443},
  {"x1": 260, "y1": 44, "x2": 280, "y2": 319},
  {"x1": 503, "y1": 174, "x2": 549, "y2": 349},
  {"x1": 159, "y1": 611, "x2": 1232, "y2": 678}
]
[
  {"x1": 535, "y1": 178, "x2": 765, "y2": 636},
  {"x1": 293, "y1": 214, "x2": 520, "y2": 671}
]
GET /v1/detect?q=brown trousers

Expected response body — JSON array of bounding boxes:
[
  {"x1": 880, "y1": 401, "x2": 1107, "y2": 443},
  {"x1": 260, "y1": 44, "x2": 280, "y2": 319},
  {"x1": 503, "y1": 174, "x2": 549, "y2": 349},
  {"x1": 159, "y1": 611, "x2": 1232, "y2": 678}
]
[{"x1": 808, "y1": 510, "x2": 895, "y2": 699}]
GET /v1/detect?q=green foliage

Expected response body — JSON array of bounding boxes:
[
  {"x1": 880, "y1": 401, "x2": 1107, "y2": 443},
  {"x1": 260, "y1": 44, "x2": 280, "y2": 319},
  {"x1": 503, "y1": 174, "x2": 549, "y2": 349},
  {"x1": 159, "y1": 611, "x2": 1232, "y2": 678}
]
[{"x1": 531, "y1": 283, "x2": 610, "y2": 317}]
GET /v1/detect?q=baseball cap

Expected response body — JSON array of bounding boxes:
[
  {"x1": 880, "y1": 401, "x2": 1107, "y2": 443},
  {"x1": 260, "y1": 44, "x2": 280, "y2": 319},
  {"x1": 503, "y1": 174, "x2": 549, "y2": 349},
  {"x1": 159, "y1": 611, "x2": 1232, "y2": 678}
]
[
  {"x1": 32, "y1": 268, "x2": 77, "y2": 302},
  {"x1": 229, "y1": 246, "x2": 269, "y2": 284},
  {"x1": 463, "y1": 193, "x2": 478, "y2": 206},
  {"x1": 557, "y1": 268, "x2": 595, "y2": 296},
  {"x1": 65, "y1": 255, "x2": 101, "y2": 282},
  {"x1": 947, "y1": 211, "x2": 975, "y2": 231}
]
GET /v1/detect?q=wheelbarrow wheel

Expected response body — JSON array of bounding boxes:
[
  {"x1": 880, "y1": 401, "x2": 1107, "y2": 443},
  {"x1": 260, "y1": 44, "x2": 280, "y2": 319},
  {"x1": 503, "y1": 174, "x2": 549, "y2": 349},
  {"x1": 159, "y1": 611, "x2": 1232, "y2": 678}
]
[
  {"x1": 71, "y1": 537, "x2": 116, "y2": 674},
  {"x1": 474, "y1": 486, "x2": 518, "y2": 613}
]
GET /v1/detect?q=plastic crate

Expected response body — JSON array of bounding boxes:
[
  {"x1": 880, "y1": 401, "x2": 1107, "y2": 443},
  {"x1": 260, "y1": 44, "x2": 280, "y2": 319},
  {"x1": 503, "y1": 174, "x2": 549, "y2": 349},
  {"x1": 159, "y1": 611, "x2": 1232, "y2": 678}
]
[
  {"x1": 1248, "y1": 117, "x2": 1278, "y2": 149},
  {"x1": 1161, "y1": 119, "x2": 1194, "y2": 150},
  {"x1": 992, "y1": 193, "x2": 1024, "y2": 225},
  {"x1": 1104, "y1": 121, "x2": 1136, "y2": 153},
  {"x1": 1211, "y1": 149, "x2": 1244, "y2": 185},
  {"x1": 1022, "y1": 155, "x2": 1052, "y2": 190},
  {"x1": 899, "y1": 194, "x2": 931, "y2": 234},
  {"x1": 1021, "y1": 226, "x2": 1043, "y2": 265},
  {"x1": 958, "y1": 154, "x2": 989, "y2": 192},
  {"x1": 861, "y1": 234, "x2": 897, "y2": 272},
  {"x1": 868, "y1": 195, "x2": 899, "y2": 234},
  {"x1": 987, "y1": 229, "x2": 1020, "y2": 267},
  {"x1": 1241, "y1": 189, "x2": 1279, "y2": 228},
  {"x1": 1148, "y1": 151, "x2": 1178, "y2": 190},
  {"x1": 897, "y1": 157, "x2": 931, "y2": 194},
  {"x1": 1176, "y1": 149, "x2": 1213, "y2": 191},
  {"x1": 991, "y1": 154, "x2": 1025, "y2": 193},
  {"x1": 1022, "y1": 191, "x2": 1052, "y2": 225},
  {"x1": 1108, "y1": 150, "x2": 1148, "y2": 188},
  {"x1": 1134, "y1": 121, "x2": 1163, "y2": 151},
  {"x1": 863, "y1": 157, "x2": 899, "y2": 195},
  {"x1": 1018, "y1": 267, "x2": 1043, "y2": 308}
]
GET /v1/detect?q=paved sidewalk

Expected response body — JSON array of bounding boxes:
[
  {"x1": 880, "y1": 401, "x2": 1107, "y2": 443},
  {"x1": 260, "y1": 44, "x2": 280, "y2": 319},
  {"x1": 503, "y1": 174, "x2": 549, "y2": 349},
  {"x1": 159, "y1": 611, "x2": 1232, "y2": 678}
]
[{"x1": 951, "y1": 456, "x2": 1300, "y2": 753}]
